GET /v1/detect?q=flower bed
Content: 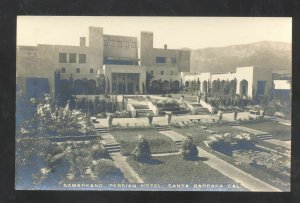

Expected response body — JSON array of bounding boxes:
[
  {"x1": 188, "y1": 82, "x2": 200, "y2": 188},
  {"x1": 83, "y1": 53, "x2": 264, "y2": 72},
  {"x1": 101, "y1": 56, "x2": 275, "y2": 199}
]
[
  {"x1": 207, "y1": 133, "x2": 255, "y2": 156},
  {"x1": 205, "y1": 132, "x2": 290, "y2": 191}
]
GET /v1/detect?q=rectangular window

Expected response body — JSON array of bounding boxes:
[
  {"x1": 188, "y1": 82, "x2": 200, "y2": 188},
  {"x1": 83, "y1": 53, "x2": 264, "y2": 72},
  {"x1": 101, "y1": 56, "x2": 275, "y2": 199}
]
[
  {"x1": 170, "y1": 70, "x2": 174, "y2": 75},
  {"x1": 117, "y1": 41, "x2": 122, "y2": 47},
  {"x1": 69, "y1": 53, "x2": 76, "y2": 63},
  {"x1": 61, "y1": 67, "x2": 66, "y2": 73},
  {"x1": 171, "y1": 58, "x2": 177, "y2": 64},
  {"x1": 150, "y1": 70, "x2": 154, "y2": 75},
  {"x1": 131, "y1": 42, "x2": 136, "y2": 48},
  {"x1": 161, "y1": 71, "x2": 164, "y2": 75},
  {"x1": 90, "y1": 68, "x2": 94, "y2": 73},
  {"x1": 79, "y1": 54, "x2": 86, "y2": 63},
  {"x1": 109, "y1": 41, "x2": 115, "y2": 46},
  {"x1": 59, "y1": 53, "x2": 67, "y2": 63},
  {"x1": 104, "y1": 40, "x2": 108, "y2": 46},
  {"x1": 124, "y1": 41, "x2": 129, "y2": 47},
  {"x1": 76, "y1": 68, "x2": 80, "y2": 73},
  {"x1": 156, "y1": 57, "x2": 166, "y2": 64}
]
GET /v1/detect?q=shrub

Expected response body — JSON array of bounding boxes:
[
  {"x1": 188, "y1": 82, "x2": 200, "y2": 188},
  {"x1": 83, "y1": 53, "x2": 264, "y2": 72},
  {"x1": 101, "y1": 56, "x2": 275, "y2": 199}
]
[
  {"x1": 95, "y1": 159, "x2": 124, "y2": 182},
  {"x1": 131, "y1": 135, "x2": 151, "y2": 161},
  {"x1": 90, "y1": 144, "x2": 110, "y2": 160},
  {"x1": 207, "y1": 132, "x2": 255, "y2": 156},
  {"x1": 181, "y1": 136, "x2": 198, "y2": 160}
]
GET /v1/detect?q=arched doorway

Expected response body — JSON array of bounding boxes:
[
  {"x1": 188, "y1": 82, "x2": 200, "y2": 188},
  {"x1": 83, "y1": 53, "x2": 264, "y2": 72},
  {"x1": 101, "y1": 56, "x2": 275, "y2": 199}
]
[
  {"x1": 170, "y1": 80, "x2": 180, "y2": 92},
  {"x1": 212, "y1": 80, "x2": 219, "y2": 94},
  {"x1": 87, "y1": 79, "x2": 96, "y2": 94},
  {"x1": 162, "y1": 80, "x2": 170, "y2": 91},
  {"x1": 202, "y1": 81, "x2": 208, "y2": 93},
  {"x1": 74, "y1": 79, "x2": 84, "y2": 94}
]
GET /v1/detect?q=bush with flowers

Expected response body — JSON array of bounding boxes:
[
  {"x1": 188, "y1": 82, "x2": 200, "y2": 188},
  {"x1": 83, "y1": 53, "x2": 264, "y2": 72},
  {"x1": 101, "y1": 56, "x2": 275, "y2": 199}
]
[
  {"x1": 18, "y1": 94, "x2": 96, "y2": 137},
  {"x1": 207, "y1": 132, "x2": 255, "y2": 156}
]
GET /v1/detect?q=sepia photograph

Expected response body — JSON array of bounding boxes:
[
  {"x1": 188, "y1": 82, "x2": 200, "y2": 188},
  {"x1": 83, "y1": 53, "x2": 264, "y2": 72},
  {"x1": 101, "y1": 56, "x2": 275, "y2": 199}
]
[{"x1": 15, "y1": 16, "x2": 291, "y2": 191}]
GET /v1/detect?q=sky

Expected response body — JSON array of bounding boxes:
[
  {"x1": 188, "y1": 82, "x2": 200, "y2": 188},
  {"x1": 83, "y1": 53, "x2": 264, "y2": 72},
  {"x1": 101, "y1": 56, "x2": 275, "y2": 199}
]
[{"x1": 17, "y1": 16, "x2": 292, "y2": 50}]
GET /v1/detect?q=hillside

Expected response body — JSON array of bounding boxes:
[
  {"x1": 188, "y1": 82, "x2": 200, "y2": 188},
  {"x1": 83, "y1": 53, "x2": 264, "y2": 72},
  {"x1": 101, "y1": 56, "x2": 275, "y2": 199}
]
[{"x1": 190, "y1": 41, "x2": 291, "y2": 73}]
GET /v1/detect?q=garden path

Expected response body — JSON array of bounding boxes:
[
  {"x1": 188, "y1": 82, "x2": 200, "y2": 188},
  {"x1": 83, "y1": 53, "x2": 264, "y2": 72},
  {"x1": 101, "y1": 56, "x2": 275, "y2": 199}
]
[
  {"x1": 197, "y1": 147, "x2": 282, "y2": 191},
  {"x1": 110, "y1": 153, "x2": 144, "y2": 183},
  {"x1": 158, "y1": 130, "x2": 187, "y2": 142},
  {"x1": 96, "y1": 124, "x2": 144, "y2": 183},
  {"x1": 265, "y1": 139, "x2": 291, "y2": 150}
]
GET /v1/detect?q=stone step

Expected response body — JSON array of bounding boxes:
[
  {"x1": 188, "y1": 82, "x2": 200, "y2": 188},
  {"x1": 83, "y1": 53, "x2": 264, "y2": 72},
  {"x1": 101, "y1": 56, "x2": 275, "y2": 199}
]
[
  {"x1": 257, "y1": 135, "x2": 274, "y2": 140},
  {"x1": 105, "y1": 146, "x2": 121, "y2": 150},
  {"x1": 103, "y1": 143, "x2": 121, "y2": 148},
  {"x1": 106, "y1": 148, "x2": 121, "y2": 153},
  {"x1": 96, "y1": 129, "x2": 109, "y2": 132},
  {"x1": 155, "y1": 126, "x2": 171, "y2": 131},
  {"x1": 175, "y1": 140, "x2": 183, "y2": 145}
]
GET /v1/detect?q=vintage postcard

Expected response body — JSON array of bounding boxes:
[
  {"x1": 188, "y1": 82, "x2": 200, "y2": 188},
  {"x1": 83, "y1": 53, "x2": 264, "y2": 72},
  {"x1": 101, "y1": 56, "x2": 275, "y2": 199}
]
[{"x1": 16, "y1": 16, "x2": 291, "y2": 191}]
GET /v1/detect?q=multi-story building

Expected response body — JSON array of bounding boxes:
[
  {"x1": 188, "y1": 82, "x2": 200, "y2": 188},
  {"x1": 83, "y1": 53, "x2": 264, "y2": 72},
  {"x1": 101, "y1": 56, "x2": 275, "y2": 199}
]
[
  {"x1": 181, "y1": 66, "x2": 273, "y2": 99},
  {"x1": 16, "y1": 26, "x2": 190, "y2": 98},
  {"x1": 17, "y1": 26, "x2": 278, "y2": 100}
]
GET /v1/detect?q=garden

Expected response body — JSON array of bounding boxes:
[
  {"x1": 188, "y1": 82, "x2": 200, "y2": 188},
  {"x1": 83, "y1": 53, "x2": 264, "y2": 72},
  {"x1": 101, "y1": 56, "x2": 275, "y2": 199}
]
[
  {"x1": 167, "y1": 119, "x2": 290, "y2": 191},
  {"x1": 110, "y1": 128, "x2": 179, "y2": 155},
  {"x1": 16, "y1": 138, "x2": 127, "y2": 189},
  {"x1": 204, "y1": 132, "x2": 290, "y2": 191},
  {"x1": 16, "y1": 94, "x2": 126, "y2": 189}
]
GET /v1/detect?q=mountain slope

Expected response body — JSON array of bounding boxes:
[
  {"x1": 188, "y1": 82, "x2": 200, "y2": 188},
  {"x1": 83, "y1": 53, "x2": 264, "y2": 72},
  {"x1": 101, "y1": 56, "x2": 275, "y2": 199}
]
[{"x1": 190, "y1": 41, "x2": 291, "y2": 73}]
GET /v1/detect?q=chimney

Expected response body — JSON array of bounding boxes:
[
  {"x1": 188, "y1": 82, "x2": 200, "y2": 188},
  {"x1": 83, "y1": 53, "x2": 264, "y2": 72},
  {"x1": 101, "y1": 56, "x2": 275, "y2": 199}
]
[
  {"x1": 164, "y1": 44, "x2": 167, "y2": 49},
  {"x1": 80, "y1": 37, "x2": 86, "y2": 47}
]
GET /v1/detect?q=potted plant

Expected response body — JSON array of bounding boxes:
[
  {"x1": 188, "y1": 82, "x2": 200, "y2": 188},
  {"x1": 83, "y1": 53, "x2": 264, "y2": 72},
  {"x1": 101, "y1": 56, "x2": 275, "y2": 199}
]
[
  {"x1": 147, "y1": 112, "x2": 154, "y2": 126},
  {"x1": 165, "y1": 111, "x2": 172, "y2": 125},
  {"x1": 233, "y1": 110, "x2": 238, "y2": 120},
  {"x1": 218, "y1": 110, "x2": 223, "y2": 121},
  {"x1": 260, "y1": 109, "x2": 265, "y2": 118},
  {"x1": 106, "y1": 113, "x2": 114, "y2": 130}
]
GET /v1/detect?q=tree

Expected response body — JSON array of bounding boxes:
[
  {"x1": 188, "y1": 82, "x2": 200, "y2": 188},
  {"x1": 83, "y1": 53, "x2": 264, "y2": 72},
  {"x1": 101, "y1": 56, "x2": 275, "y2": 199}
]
[
  {"x1": 181, "y1": 135, "x2": 198, "y2": 160},
  {"x1": 146, "y1": 72, "x2": 154, "y2": 93},
  {"x1": 96, "y1": 74, "x2": 106, "y2": 94},
  {"x1": 106, "y1": 78, "x2": 110, "y2": 94},
  {"x1": 223, "y1": 80, "x2": 230, "y2": 95},
  {"x1": 20, "y1": 94, "x2": 95, "y2": 137},
  {"x1": 94, "y1": 96, "x2": 101, "y2": 114},
  {"x1": 229, "y1": 79, "x2": 237, "y2": 97}
]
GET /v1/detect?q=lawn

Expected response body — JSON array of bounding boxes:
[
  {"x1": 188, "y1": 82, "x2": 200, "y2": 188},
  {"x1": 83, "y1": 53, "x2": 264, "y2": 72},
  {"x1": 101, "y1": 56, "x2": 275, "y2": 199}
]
[
  {"x1": 209, "y1": 124, "x2": 244, "y2": 135},
  {"x1": 127, "y1": 155, "x2": 244, "y2": 191},
  {"x1": 171, "y1": 126, "x2": 210, "y2": 145},
  {"x1": 111, "y1": 128, "x2": 179, "y2": 155},
  {"x1": 241, "y1": 121, "x2": 291, "y2": 141}
]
